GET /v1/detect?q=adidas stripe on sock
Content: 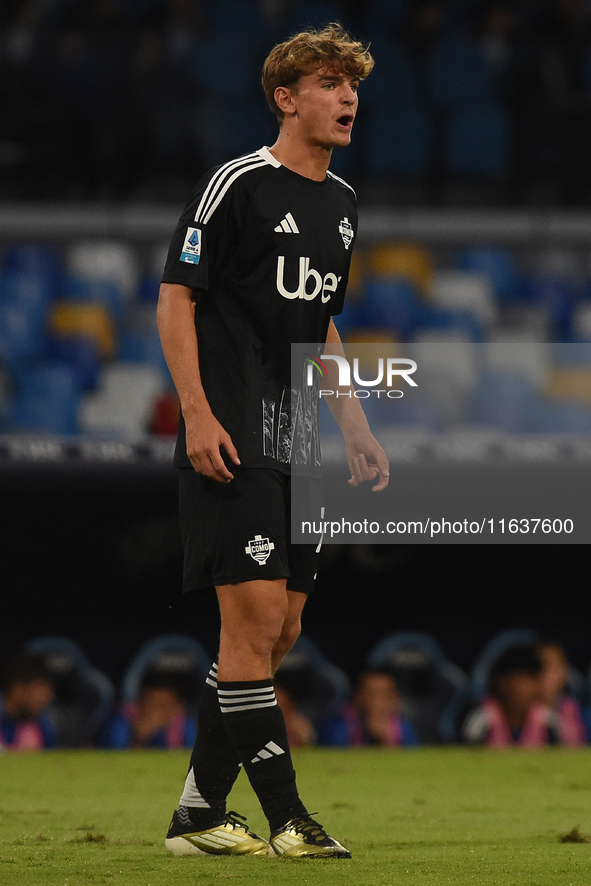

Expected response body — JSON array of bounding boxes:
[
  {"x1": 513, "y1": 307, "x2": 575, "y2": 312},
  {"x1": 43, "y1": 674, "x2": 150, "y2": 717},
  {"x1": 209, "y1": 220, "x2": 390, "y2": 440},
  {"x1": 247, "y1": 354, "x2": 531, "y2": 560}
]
[{"x1": 218, "y1": 678, "x2": 307, "y2": 832}]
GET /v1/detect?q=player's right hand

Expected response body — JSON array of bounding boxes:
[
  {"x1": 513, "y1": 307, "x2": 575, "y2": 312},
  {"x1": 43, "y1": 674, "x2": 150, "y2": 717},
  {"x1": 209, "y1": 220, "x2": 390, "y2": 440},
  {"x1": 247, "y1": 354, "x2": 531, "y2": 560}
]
[{"x1": 185, "y1": 413, "x2": 240, "y2": 482}]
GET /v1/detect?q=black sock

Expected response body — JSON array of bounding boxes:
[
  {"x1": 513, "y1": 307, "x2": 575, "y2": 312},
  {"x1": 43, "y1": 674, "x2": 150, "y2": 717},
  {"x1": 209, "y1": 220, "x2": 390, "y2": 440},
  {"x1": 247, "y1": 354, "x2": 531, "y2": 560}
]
[
  {"x1": 178, "y1": 661, "x2": 241, "y2": 828},
  {"x1": 218, "y1": 678, "x2": 307, "y2": 833}
]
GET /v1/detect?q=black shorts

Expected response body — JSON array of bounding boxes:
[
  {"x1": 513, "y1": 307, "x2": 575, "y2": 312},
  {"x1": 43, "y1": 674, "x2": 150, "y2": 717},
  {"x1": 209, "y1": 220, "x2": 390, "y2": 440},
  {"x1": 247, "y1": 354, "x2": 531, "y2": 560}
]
[{"x1": 178, "y1": 468, "x2": 323, "y2": 595}]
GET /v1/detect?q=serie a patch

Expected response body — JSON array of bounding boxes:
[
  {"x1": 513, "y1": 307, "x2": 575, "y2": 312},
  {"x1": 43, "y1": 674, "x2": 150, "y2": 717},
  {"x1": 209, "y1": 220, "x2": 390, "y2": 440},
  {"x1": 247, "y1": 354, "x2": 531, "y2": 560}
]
[{"x1": 180, "y1": 227, "x2": 202, "y2": 264}]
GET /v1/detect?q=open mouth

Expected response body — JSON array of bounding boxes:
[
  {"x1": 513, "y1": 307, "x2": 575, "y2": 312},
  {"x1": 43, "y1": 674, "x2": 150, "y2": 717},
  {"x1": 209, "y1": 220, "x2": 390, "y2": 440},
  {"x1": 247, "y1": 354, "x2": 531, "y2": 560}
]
[{"x1": 336, "y1": 114, "x2": 354, "y2": 128}]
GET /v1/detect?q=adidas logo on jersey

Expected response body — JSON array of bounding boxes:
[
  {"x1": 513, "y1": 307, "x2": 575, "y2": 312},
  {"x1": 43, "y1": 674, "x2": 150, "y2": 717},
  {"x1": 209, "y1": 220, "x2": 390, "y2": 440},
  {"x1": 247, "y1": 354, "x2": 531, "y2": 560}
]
[
  {"x1": 251, "y1": 741, "x2": 286, "y2": 763},
  {"x1": 274, "y1": 213, "x2": 300, "y2": 234}
]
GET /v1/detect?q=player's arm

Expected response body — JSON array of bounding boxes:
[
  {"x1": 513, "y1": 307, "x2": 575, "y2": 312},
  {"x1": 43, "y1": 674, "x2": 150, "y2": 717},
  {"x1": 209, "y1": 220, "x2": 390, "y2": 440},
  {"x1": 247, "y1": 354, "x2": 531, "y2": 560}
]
[
  {"x1": 157, "y1": 283, "x2": 240, "y2": 482},
  {"x1": 324, "y1": 318, "x2": 389, "y2": 491}
]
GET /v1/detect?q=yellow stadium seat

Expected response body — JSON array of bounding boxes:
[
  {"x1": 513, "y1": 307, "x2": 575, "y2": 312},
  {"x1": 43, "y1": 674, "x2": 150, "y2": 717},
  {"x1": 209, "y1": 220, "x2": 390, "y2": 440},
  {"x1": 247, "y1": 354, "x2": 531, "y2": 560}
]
[
  {"x1": 368, "y1": 242, "x2": 433, "y2": 294},
  {"x1": 544, "y1": 368, "x2": 591, "y2": 406},
  {"x1": 50, "y1": 301, "x2": 116, "y2": 358}
]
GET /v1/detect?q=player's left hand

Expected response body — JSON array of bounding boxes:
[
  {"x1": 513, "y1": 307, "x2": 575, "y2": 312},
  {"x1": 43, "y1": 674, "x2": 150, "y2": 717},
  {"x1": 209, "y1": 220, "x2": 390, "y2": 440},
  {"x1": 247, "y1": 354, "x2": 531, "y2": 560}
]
[{"x1": 345, "y1": 432, "x2": 389, "y2": 492}]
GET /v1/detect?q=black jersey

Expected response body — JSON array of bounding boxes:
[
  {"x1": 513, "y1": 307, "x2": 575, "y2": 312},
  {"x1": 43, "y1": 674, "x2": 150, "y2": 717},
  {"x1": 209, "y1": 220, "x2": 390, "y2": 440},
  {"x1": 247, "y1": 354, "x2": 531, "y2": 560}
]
[{"x1": 161, "y1": 146, "x2": 357, "y2": 473}]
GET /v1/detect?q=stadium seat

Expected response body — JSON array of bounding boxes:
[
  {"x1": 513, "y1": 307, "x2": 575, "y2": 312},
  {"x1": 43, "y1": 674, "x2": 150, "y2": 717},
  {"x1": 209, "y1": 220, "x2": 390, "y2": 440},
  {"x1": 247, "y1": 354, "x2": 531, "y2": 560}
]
[
  {"x1": 368, "y1": 242, "x2": 433, "y2": 294},
  {"x1": 50, "y1": 302, "x2": 116, "y2": 359},
  {"x1": 0, "y1": 268, "x2": 54, "y2": 315},
  {"x1": 553, "y1": 342, "x2": 591, "y2": 365},
  {"x1": 362, "y1": 278, "x2": 424, "y2": 338},
  {"x1": 535, "y1": 399, "x2": 591, "y2": 432},
  {"x1": 465, "y1": 371, "x2": 541, "y2": 432},
  {"x1": 9, "y1": 362, "x2": 81, "y2": 435},
  {"x1": 118, "y1": 329, "x2": 170, "y2": 379},
  {"x1": 66, "y1": 241, "x2": 139, "y2": 304},
  {"x1": 366, "y1": 632, "x2": 468, "y2": 744},
  {"x1": 275, "y1": 635, "x2": 351, "y2": 727},
  {"x1": 430, "y1": 270, "x2": 498, "y2": 327},
  {"x1": 410, "y1": 334, "x2": 479, "y2": 423},
  {"x1": 483, "y1": 339, "x2": 551, "y2": 388},
  {"x1": 120, "y1": 635, "x2": 211, "y2": 712},
  {"x1": 0, "y1": 301, "x2": 47, "y2": 371},
  {"x1": 63, "y1": 275, "x2": 126, "y2": 323},
  {"x1": 544, "y1": 367, "x2": 591, "y2": 406},
  {"x1": 445, "y1": 106, "x2": 511, "y2": 176},
  {"x1": 43, "y1": 335, "x2": 101, "y2": 393},
  {"x1": 25, "y1": 636, "x2": 115, "y2": 747},
  {"x1": 365, "y1": 106, "x2": 432, "y2": 177},
  {"x1": 1, "y1": 243, "x2": 63, "y2": 299},
  {"x1": 456, "y1": 246, "x2": 524, "y2": 303},
  {"x1": 524, "y1": 275, "x2": 578, "y2": 334},
  {"x1": 415, "y1": 306, "x2": 484, "y2": 342},
  {"x1": 79, "y1": 362, "x2": 166, "y2": 436},
  {"x1": 137, "y1": 273, "x2": 161, "y2": 305},
  {"x1": 468, "y1": 629, "x2": 586, "y2": 702}
]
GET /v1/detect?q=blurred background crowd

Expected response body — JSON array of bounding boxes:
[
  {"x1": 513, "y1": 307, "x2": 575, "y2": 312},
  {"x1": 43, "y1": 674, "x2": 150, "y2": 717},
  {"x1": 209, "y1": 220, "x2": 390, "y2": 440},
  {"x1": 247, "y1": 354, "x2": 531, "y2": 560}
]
[
  {"x1": 2, "y1": 630, "x2": 591, "y2": 751},
  {"x1": 2, "y1": 237, "x2": 591, "y2": 437},
  {"x1": 3, "y1": 0, "x2": 591, "y2": 206}
]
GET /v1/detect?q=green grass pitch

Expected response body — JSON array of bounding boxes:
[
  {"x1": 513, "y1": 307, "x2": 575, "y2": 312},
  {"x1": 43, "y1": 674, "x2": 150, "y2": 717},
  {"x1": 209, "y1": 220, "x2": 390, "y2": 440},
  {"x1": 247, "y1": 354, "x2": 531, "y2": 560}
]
[{"x1": 1, "y1": 747, "x2": 590, "y2": 885}]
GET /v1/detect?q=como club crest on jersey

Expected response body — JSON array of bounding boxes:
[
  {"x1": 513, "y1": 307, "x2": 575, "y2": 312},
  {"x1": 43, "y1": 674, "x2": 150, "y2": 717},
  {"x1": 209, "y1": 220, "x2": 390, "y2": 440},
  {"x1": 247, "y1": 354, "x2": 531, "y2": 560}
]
[
  {"x1": 180, "y1": 226, "x2": 202, "y2": 264},
  {"x1": 245, "y1": 534, "x2": 275, "y2": 565},
  {"x1": 338, "y1": 217, "x2": 354, "y2": 250}
]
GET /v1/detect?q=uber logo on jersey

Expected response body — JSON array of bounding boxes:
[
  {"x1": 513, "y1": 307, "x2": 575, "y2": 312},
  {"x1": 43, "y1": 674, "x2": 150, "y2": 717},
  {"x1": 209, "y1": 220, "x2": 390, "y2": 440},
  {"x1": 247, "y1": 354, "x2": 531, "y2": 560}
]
[
  {"x1": 180, "y1": 226, "x2": 202, "y2": 264},
  {"x1": 276, "y1": 256, "x2": 341, "y2": 303}
]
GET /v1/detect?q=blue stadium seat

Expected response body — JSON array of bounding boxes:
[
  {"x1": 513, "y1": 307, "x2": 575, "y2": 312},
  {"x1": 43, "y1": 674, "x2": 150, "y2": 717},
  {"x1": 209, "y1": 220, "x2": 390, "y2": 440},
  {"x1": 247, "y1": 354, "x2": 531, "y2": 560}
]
[
  {"x1": 9, "y1": 362, "x2": 81, "y2": 435},
  {"x1": 137, "y1": 273, "x2": 160, "y2": 305},
  {"x1": 366, "y1": 632, "x2": 468, "y2": 744},
  {"x1": 120, "y1": 635, "x2": 212, "y2": 709},
  {"x1": 525, "y1": 274, "x2": 578, "y2": 335},
  {"x1": 365, "y1": 106, "x2": 432, "y2": 176},
  {"x1": 43, "y1": 335, "x2": 101, "y2": 393},
  {"x1": 456, "y1": 247, "x2": 524, "y2": 303},
  {"x1": 536, "y1": 399, "x2": 591, "y2": 433},
  {"x1": 25, "y1": 636, "x2": 115, "y2": 747},
  {"x1": 427, "y1": 35, "x2": 498, "y2": 109},
  {"x1": 0, "y1": 301, "x2": 47, "y2": 371},
  {"x1": 362, "y1": 278, "x2": 424, "y2": 337},
  {"x1": 118, "y1": 328, "x2": 171, "y2": 382},
  {"x1": 2, "y1": 244, "x2": 63, "y2": 299},
  {"x1": 466, "y1": 372, "x2": 540, "y2": 431},
  {"x1": 416, "y1": 306, "x2": 484, "y2": 342},
  {"x1": 275, "y1": 635, "x2": 351, "y2": 726},
  {"x1": 445, "y1": 106, "x2": 511, "y2": 176}
]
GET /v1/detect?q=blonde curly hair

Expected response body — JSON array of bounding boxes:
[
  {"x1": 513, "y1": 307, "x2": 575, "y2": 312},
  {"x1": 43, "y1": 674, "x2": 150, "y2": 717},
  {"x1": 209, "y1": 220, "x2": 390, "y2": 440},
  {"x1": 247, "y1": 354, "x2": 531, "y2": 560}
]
[{"x1": 262, "y1": 23, "x2": 374, "y2": 121}]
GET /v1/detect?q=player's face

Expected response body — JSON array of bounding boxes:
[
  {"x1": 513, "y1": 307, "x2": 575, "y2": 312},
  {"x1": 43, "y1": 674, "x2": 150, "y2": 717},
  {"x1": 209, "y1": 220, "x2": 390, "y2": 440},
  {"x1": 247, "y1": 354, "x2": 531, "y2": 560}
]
[{"x1": 288, "y1": 68, "x2": 359, "y2": 149}]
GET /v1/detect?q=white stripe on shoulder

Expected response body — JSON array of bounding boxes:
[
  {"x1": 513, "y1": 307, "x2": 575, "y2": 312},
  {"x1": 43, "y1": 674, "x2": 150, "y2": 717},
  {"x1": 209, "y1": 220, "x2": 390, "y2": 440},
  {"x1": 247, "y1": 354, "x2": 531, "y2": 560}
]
[
  {"x1": 257, "y1": 146, "x2": 281, "y2": 167},
  {"x1": 201, "y1": 157, "x2": 269, "y2": 224},
  {"x1": 327, "y1": 170, "x2": 357, "y2": 198},
  {"x1": 194, "y1": 152, "x2": 260, "y2": 224}
]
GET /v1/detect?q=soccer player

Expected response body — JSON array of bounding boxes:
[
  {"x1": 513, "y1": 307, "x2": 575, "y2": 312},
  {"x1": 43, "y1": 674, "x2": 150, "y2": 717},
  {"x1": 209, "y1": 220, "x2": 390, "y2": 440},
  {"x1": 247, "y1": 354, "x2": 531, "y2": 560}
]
[{"x1": 157, "y1": 23, "x2": 389, "y2": 859}]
